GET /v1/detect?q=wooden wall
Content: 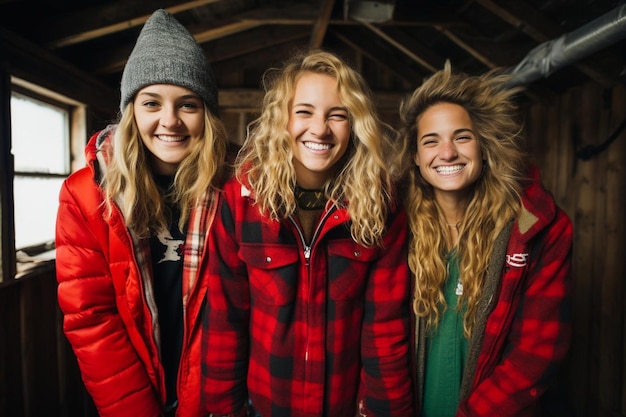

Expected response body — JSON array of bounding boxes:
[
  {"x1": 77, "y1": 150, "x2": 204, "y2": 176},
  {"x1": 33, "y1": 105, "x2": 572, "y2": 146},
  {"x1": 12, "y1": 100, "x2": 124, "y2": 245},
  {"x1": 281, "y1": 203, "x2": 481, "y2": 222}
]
[
  {"x1": 0, "y1": 265, "x2": 97, "y2": 417},
  {"x1": 524, "y1": 82, "x2": 626, "y2": 417}
]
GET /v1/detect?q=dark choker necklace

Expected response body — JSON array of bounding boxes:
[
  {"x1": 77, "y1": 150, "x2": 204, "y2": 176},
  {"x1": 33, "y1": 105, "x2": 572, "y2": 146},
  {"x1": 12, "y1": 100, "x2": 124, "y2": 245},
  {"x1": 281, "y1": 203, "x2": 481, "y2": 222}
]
[{"x1": 295, "y1": 186, "x2": 326, "y2": 210}]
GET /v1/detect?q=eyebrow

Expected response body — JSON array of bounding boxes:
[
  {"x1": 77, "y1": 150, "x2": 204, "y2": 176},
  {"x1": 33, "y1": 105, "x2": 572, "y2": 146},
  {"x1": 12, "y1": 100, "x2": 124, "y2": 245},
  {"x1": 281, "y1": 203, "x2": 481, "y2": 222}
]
[
  {"x1": 420, "y1": 127, "x2": 474, "y2": 140},
  {"x1": 292, "y1": 103, "x2": 348, "y2": 112},
  {"x1": 137, "y1": 91, "x2": 201, "y2": 101}
]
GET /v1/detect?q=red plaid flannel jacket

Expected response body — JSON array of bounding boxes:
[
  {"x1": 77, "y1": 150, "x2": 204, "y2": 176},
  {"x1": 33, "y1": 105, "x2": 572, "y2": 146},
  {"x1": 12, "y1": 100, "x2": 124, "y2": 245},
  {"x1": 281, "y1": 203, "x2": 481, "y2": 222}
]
[{"x1": 201, "y1": 175, "x2": 414, "y2": 417}]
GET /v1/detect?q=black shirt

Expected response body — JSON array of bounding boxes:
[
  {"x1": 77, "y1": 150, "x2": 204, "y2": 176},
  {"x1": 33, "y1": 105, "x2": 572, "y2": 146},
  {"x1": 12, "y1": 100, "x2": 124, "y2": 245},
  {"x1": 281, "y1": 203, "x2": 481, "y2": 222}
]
[{"x1": 149, "y1": 174, "x2": 186, "y2": 408}]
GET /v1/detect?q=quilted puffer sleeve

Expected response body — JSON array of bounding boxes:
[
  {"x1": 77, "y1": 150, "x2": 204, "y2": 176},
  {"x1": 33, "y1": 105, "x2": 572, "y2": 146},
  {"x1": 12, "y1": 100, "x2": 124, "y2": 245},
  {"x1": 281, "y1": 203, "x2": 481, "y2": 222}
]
[{"x1": 55, "y1": 169, "x2": 162, "y2": 417}]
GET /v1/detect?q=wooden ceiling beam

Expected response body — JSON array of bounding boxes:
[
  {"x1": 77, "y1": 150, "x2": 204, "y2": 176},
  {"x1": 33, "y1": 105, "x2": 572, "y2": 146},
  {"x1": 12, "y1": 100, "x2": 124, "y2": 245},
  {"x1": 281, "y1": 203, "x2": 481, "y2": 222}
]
[
  {"x1": 476, "y1": 0, "x2": 561, "y2": 42},
  {"x1": 309, "y1": 0, "x2": 335, "y2": 48},
  {"x1": 331, "y1": 29, "x2": 426, "y2": 86},
  {"x1": 434, "y1": 25, "x2": 499, "y2": 69},
  {"x1": 93, "y1": 25, "x2": 311, "y2": 75},
  {"x1": 359, "y1": 22, "x2": 437, "y2": 73},
  {"x1": 46, "y1": 0, "x2": 224, "y2": 48},
  {"x1": 45, "y1": 0, "x2": 443, "y2": 51}
]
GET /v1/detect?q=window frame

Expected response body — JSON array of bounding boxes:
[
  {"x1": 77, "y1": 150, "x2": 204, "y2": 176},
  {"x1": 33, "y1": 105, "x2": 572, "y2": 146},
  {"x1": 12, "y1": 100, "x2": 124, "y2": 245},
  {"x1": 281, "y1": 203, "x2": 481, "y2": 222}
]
[{"x1": 0, "y1": 74, "x2": 87, "y2": 283}]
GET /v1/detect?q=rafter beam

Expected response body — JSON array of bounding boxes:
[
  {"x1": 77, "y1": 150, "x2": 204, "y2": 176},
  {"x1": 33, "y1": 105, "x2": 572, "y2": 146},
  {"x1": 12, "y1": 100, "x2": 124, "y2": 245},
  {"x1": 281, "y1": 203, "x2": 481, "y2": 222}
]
[
  {"x1": 46, "y1": 0, "x2": 224, "y2": 48},
  {"x1": 476, "y1": 0, "x2": 561, "y2": 42},
  {"x1": 434, "y1": 25, "x2": 499, "y2": 69},
  {"x1": 331, "y1": 29, "x2": 426, "y2": 85},
  {"x1": 360, "y1": 21, "x2": 438, "y2": 73},
  {"x1": 310, "y1": 0, "x2": 335, "y2": 47}
]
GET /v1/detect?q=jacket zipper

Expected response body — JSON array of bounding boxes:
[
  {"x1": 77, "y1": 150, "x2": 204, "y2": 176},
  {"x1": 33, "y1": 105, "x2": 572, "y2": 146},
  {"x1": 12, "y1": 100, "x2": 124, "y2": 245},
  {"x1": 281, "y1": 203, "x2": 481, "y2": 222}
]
[
  {"x1": 287, "y1": 205, "x2": 336, "y2": 406},
  {"x1": 288, "y1": 206, "x2": 335, "y2": 266}
]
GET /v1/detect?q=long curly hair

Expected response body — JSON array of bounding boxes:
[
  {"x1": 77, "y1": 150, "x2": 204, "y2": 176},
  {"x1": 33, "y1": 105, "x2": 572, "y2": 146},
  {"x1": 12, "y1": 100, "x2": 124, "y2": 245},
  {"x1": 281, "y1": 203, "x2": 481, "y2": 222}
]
[
  {"x1": 102, "y1": 102, "x2": 228, "y2": 237},
  {"x1": 236, "y1": 48, "x2": 395, "y2": 247},
  {"x1": 398, "y1": 61, "x2": 527, "y2": 337}
]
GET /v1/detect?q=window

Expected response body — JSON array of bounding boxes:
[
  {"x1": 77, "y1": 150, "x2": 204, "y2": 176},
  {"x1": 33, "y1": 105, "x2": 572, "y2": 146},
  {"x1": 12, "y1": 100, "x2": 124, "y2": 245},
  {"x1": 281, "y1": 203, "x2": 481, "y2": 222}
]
[
  {"x1": 12, "y1": 91, "x2": 69, "y2": 250},
  {"x1": 5, "y1": 78, "x2": 86, "y2": 279}
]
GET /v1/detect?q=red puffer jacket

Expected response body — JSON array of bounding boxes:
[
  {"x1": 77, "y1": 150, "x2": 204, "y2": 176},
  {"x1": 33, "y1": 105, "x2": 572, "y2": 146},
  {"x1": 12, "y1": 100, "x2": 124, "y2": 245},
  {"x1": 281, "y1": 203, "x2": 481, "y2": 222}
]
[{"x1": 55, "y1": 127, "x2": 216, "y2": 417}]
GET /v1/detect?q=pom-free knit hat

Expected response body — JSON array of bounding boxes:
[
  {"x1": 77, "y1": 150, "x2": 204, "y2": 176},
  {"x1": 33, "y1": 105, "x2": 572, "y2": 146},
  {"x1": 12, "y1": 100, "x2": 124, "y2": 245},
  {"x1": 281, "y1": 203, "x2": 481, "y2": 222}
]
[{"x1": 120, "y1": 9, "x2": 218, "y2": 114}]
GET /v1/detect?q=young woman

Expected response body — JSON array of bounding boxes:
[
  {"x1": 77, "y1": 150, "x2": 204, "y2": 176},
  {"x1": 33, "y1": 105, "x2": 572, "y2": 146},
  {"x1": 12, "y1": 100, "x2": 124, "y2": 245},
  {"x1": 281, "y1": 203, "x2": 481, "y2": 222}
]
[
  {"x1": 398, "y1": 62, "x2": 573, "y2": 417},
  {"x1": 201, "y1": 49, "x2": 413, "y2": 417},
  {"x1": 55, "y1": 9, "x2": 228, "y2": 417}
]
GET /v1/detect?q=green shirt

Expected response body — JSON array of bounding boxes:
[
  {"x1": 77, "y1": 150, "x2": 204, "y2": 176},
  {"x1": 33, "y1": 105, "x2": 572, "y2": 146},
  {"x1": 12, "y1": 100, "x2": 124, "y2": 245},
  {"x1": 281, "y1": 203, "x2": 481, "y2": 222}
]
[{"x1": 422, "y1": 251, "x2": 468, "y2": 417}]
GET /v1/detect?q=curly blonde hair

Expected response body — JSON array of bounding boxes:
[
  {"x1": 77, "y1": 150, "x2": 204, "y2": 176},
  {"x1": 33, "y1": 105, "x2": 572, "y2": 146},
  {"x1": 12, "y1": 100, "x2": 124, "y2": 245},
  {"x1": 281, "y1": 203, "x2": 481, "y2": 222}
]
[
  {"x1": 236, "y1": 49, "x2": 395, "y2": 247},
  {"x1": 398, "y1": 62, "x2": 527, "y2": 337},
  {"x1": 102, "y1": 102, "x2": 228, "y2": 237}
]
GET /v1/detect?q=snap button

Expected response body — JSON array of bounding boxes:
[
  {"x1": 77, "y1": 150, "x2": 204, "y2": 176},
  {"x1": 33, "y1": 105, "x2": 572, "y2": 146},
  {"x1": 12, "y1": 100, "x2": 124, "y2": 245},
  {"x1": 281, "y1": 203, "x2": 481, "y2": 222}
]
[
  {"x1": 354, "y1": 251, "x2": 361, "y2": 257},
  {"x1": 265, "y1": 256, "x2": 272, "y2": 263}
]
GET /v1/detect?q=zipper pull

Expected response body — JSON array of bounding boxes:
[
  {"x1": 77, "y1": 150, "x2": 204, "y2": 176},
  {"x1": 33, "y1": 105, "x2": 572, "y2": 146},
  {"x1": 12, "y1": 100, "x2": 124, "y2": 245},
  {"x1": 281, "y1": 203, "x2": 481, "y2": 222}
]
[{"x1": 304, "y1": 246, "x2": 311, "y2": 266}]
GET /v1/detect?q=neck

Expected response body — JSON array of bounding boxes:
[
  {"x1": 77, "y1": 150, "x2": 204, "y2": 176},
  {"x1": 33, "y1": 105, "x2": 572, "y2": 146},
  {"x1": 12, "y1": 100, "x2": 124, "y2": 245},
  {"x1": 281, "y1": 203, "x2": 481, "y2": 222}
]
[{"x1": 435, "y1": 192, "x2": 467, "y2": 227}]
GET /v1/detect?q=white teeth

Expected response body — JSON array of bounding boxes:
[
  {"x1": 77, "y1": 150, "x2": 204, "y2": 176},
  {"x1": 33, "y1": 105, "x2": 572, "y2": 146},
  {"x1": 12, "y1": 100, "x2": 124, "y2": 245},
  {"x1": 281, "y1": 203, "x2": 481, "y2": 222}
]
[
  {"x1": 436, "y1": 165, "x2": 463, "y2": 174},
  {"x1": 304, "y1": 142, "x2": 331, "y2": 151},
  {"x1": 157, "y1": 135, "x2": 185, "y2": 142}
]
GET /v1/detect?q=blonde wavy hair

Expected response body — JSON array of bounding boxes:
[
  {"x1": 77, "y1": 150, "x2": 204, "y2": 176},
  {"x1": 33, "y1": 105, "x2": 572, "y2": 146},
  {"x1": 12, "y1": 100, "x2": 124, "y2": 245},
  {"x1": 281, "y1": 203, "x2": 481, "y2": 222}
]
[
  {"x1": 398, "y1": 62, "x2": 527, "y2": 337},
  {"x1": 102, "y1": 102, "x2": 228, "y2": 237},
  {"x1": 236, "y1": 49, "x2": 395, "y2": 247}
]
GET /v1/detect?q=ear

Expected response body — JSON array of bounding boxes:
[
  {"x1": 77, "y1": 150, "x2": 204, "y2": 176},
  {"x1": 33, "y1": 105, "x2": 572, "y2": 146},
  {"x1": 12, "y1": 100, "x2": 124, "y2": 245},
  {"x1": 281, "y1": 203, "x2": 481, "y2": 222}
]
[{"x1": 414, "y1": 152, "x2": 420, "y2": 166}]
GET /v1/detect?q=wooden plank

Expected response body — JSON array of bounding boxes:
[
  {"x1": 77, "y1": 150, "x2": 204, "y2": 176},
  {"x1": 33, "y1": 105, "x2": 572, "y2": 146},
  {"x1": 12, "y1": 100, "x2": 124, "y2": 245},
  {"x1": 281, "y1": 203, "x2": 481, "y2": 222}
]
[
  {"x1": 94, "y1": 25, "x2": 311, "y2": 75},
  {"x1": 435, "y1": 25, "x2": 499, "y2": 69},
  {"x1": 476, "y1": 0, "x2": 561, "y2": 41},
  {"x1": 555, "y1": 92, "x2": 575, "y2": 209},
  {"x1": 20, "y1": 268, "x2": 60, "y2": 415},
  {"x1": 360, "y1": 21, "x2": 438, "y2": 73},
  {"x1": 0, "y1": 27, "x2": 118, "y2": 115},
  {"x1": 46, "y1": 0, "x2": 225, "y2": 48},
  {"x1": 0, "y1": 282, "x2": 25, "y2": 416},
  {"x1": 619, "y1": 87, "x2": 626, "y2": 417},
  {"x1": 590, "y1": 83, "x2": 618, "y2": 414},
  {"x1": 330, "y1": 28, "x2": 427, "y2": 87},
  {"x1": 309, "y1": 0, "x2": 334, "y2": 48},
  {"x1": 603, "y1": 83, "x2": 626, "y2": 416},
  {"x1": 564, "y1": 85, "x2": 595, "y2": 416}
]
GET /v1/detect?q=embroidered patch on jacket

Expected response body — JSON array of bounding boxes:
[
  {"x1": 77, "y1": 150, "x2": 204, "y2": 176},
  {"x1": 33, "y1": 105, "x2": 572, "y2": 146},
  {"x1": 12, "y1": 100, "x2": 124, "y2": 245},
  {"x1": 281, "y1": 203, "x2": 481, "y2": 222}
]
[{"x1": 506, "y1": 253, "x2": 529, "y2": 267}]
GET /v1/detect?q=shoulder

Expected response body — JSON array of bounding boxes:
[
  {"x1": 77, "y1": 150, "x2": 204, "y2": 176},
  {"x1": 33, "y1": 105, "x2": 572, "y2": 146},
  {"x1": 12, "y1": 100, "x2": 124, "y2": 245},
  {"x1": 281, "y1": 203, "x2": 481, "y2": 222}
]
[
  {"x1": 516, "y1": 165, "x2": 572, "y2": 240},
  {"x1": 62, "y1": 167, "x2": 98, "y2": 197},
  {"x1": 59, "y1": 166, "x2": 106, "y2": 220}
]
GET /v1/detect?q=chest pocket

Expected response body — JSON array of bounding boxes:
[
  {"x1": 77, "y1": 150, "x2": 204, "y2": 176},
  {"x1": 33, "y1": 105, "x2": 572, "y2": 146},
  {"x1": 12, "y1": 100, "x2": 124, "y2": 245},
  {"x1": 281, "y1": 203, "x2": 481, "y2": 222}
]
[
  {"x1": 239, "y1": 243, "x2": 299, "y2": 305},
  {"x1": 327, "y1": 239, "x2": 380, "y2": 300}
]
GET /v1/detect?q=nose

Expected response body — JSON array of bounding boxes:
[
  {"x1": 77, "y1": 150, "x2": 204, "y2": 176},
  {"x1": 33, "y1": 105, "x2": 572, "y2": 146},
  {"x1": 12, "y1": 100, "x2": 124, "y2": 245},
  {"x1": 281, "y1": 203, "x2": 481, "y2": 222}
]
[
  {"x1": 310, "y1": 115, "x2": 330, "y2": 137},
  {"x1": 439, "y1": 140, "x2": 458, "y2": 160},
  {"x1": 160, "y1": 106, "x2": 181, "y2": 128}
]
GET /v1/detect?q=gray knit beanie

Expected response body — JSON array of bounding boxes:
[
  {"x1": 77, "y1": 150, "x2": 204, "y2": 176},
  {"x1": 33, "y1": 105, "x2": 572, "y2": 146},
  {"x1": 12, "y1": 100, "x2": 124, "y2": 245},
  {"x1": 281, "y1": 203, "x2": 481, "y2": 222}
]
[{"x1": 120, "y1": 9, "x2": 218, "y2": 114}]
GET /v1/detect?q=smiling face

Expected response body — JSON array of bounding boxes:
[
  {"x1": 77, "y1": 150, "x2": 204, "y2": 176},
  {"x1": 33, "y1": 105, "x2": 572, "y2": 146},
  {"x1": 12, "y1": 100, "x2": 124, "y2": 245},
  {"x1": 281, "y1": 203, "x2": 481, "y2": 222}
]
[
  {"x1": 287, "y1": 72, "x2": 351, "y2": 189},
  {"x1": 134, "y1": 84, "x2": 205, "y2": 175},
  {"x1": 415, "y1": 102, "x2": 483, "y2": 202}
]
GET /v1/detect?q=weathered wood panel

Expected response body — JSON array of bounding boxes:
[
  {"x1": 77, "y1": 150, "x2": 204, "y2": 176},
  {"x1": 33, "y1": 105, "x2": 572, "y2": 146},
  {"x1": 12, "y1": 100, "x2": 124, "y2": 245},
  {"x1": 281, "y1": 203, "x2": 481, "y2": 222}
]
[
  {"x1": 524, "y1": 81, "x2": 626, "y2": 417},
  {"x1": 0, "y1": 279, "x2": 25, "y2": 417},
  {"x1": 0, "y1": 266, "x2": 96, "y2": 417}
]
